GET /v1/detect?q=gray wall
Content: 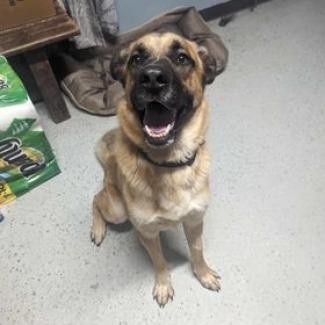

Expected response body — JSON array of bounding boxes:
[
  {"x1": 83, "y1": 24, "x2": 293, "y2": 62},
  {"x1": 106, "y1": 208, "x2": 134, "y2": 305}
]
[{"x1": 117, "y1": 0, "x2": 227, "y2": 32}]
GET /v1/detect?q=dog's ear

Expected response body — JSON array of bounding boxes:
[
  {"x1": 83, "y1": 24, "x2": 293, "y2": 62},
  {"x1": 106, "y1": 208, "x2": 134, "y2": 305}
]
[
  {"x1": 197, "y1": 42, "x2": 228, "y2": 85},
  {"x1": 110, "y1": 47, "x2": 129, "y2": 84}
]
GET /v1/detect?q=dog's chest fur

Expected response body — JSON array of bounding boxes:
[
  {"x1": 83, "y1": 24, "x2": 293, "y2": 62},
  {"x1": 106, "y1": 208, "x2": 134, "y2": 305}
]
[{"x1": 117, "y1": 145, "x2": 210, "y2": 235}]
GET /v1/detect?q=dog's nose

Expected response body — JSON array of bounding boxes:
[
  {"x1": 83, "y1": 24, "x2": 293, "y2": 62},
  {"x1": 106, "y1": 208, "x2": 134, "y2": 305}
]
[{"x1": 139, "y1": 66, "x2": 170, "y2": 92}]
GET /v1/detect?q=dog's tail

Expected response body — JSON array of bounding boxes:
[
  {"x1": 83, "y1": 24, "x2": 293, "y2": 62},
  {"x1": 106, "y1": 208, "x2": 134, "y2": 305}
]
[{"x1": 95, "y1": 130, "x2": 117, "y2": 167}]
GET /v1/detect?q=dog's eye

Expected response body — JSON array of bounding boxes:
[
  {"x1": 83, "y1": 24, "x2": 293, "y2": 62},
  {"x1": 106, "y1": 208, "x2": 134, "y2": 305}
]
[
  {"x1": 130, "y1": 54, "x2": 145, "y2": 65},
  {"x1": 175, "y1": 53, "x2": 191, "y2": 65}
]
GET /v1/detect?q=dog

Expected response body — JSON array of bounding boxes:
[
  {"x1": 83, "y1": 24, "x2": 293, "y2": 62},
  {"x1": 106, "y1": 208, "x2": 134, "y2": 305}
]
[{"x1": 91, "y1": 32, "x2": 226, "y2": 306}]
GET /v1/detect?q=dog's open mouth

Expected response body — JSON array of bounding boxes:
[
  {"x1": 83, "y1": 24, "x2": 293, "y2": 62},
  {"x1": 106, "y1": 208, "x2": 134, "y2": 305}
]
[{"x1": 142, "y1": 101, "x2": 177, "y2": 146}]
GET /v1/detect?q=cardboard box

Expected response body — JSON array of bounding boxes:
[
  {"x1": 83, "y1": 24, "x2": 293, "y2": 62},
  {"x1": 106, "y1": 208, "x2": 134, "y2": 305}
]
[{"x1": 0, "y1": 0, "x2": 56, "y2": 31}]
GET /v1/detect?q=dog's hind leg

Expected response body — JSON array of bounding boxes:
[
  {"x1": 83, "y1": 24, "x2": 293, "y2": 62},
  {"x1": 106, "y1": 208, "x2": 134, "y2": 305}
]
[
  {"x1": 91, "y1": 185, "x2": 128, "y2": 246},
  {"x1": 91, "y1": 193, "x2": 107, "y2": 246}
]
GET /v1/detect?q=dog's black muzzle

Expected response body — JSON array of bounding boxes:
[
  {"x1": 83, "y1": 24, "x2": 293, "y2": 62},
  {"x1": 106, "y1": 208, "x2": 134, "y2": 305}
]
[
  {"x1": 137, "y1": 63, "x2": 172, "y2": 95},
  {"x1": 130, "y1": 60, "x2": 193, "y2": 147},
  {"x1": 133, "y1": 60, "x2": 178, "y2": 106}
]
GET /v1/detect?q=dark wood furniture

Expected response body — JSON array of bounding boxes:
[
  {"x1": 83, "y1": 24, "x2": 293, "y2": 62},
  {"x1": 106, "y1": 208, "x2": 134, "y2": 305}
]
[{"x1": 0, "y1": 2, "x2": 79, "y2": 123}]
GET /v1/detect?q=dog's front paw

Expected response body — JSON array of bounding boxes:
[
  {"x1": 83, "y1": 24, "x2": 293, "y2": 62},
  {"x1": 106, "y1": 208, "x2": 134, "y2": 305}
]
[
  {"x1": 90, "y1": 218, "x2": 107, "y2": 246},
  {"x1": 152, "y1": 279, "x2": 174, "y2": 307},
  {"x1": 194, "y1": 265, "x2": 221, "y2": 291}
]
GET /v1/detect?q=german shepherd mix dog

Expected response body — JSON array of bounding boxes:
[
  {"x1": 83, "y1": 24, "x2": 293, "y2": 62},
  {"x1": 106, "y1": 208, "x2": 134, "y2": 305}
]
[{"x1": 91, "y1": 32, "x2": 226, "y2": 306}]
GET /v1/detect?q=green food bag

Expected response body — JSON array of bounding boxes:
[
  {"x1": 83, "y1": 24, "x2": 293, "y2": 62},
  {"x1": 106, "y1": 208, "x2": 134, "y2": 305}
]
[{"x1": 0, "y1": 56, "x2": 60, "y2": 205}]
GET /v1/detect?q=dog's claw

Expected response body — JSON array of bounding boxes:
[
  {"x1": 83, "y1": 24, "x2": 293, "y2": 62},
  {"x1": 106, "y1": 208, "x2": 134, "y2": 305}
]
[
  {"x1": 90, "y1": 237, "x2": 100, "y2": 247},
  {"x1": 152, "y1": 281, "x2": 174, "y2": 307},
  {"x1": 194, "y1": 266, "x2": 221, "y2": 291},
  {"x1": 90, "y1": 222, "x2": 107, "y2": 246}
]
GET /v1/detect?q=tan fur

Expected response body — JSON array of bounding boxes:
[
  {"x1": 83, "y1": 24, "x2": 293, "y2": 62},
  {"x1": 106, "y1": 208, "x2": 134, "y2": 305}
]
[{"x1": 91, "y1": 33, "x2": 220, "y2": 306}]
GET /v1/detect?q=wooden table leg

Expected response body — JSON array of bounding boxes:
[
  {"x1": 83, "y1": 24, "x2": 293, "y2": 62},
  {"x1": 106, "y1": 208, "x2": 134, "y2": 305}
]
[{"x1": 25, "y1": 49, "x2": 70, "y2": 123}]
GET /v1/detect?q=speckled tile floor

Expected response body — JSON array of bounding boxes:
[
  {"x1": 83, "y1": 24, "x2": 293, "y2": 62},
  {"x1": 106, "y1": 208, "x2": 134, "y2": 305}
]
[{"x1": 1, "y1": 0, "x2": 325, "y2": 324}]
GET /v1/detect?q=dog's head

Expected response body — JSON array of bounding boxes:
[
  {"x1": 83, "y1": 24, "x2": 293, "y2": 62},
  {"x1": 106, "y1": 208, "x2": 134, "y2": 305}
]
[{"x1": 111, "y1": 33, "x2": 223, "y2": 147}]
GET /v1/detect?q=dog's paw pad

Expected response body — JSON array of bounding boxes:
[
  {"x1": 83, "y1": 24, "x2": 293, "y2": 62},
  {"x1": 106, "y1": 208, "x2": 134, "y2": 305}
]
[{"x1": 152, "y1": 282, "x2": 174, "y2": 307}]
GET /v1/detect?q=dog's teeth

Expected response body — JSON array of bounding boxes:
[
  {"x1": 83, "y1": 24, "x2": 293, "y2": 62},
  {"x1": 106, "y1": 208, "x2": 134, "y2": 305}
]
[{"x1": 144, "y1": 122, "x2": 174, "y2": 138}]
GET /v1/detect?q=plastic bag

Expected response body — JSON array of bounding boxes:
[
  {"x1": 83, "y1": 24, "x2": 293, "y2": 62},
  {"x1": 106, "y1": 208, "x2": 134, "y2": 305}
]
[{"x1": 0, "y1": 56, "x2": 60, "y2": 205}]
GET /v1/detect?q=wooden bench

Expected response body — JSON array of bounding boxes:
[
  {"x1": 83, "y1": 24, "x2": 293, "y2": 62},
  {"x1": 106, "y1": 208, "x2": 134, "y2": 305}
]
[{"x1": 0, "y1": 1, "x2": 79, "y2": 123}]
